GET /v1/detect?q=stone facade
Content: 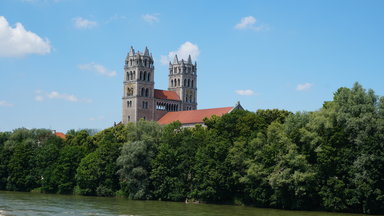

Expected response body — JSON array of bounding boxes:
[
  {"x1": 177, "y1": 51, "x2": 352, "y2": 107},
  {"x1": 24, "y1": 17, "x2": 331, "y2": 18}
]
[{"x1": 122, "y1": 47, "x2": 197, "y2": 124}]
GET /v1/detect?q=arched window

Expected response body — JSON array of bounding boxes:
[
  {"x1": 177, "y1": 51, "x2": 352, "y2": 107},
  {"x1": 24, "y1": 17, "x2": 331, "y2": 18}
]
[
  {"x1": 126, "y1": 72, "x2": 129, "y2": 80},
  {"x1": 127, "y1": 101, "x2": 129, "y2": 107},
  {"x1": 189, "y1": 95, "x2": 192, "y2": 103},
  {"x1": 130, "y1": 59, "x2": 133, "y2": 66},
  {"x1": 171, "y1": 80, "x2": 174, "y2": 87},
  {"x1": 178, "y1": 79, "x2": 180, "y2": 86},
  {"x1": 184, "y1": 79, "x2": 186, "y2": 86},
  {"x1": 130, "y1": 71, "x2": 133, "y2": 80},
  {"x1": 145, "y1": 88, "x2": 149, "y2": 97},
  {"x1": 185, "y1": 95, "x2": 188, "y2": 102},
  {"x1": 128, "y1": 116, "x2": 130, "y2": 122},
  {"x1": 147, "y1": 72, "x2": 151, "y2": 81},
  {"x1": 174, "y1": 79, "x2": 177, "y2": 86},
  {"x1": 133, "y1": 71, "x2": 136, "y2": 79},
  {"x1": 141, "y1": 88, "x2": 144, "y2": 96},
  {"x1": 188, "y1": 79, "x2": 190, "y2": 87},
  {"x1": 140, "y1": 71, "x2": 143, "y2": 80},
  {"x1": 143, "y1": 71, "x2": 147, "y2": 82},
  {"x1": 191, "y1": 80, "x2": 194, "y2": 88},
  {"x1": 144, "y1": 59, "x2": 147, "y2": 67}
]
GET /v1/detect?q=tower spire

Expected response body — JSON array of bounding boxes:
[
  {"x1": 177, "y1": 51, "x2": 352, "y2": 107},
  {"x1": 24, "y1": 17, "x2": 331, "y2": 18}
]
[
  {"x1": 144, "y1": 46, "x2": 149, "y2": 56},
  {"x1": 187, "y1": 55, "x2": 192, "y2": 64},
  {"x1": 173, "y1": 55, "x2": 179, "y2": 64},
  {"x1": 128, "y1": 46, "x2": 135, "y2": 56}
]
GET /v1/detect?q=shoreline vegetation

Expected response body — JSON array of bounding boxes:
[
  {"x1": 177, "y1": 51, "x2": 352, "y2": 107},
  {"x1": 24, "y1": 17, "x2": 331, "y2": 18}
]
[{"x1": 1, "y1": 83, "x2": 384, "y2": 214}]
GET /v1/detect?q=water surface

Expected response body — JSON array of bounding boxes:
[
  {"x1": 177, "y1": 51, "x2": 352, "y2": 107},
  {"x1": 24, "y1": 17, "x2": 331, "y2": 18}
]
[{"x1": 0, "y1": 191, "x2": 375, "y2": 216}]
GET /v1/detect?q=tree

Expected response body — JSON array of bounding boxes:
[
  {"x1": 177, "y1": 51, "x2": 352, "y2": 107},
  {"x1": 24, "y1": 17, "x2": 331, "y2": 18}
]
[{"x1": 116, "y1": 120, "x2": 162, "y2": 199}]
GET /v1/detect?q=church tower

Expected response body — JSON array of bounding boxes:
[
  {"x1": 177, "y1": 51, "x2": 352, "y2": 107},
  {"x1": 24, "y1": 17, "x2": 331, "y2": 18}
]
[
  {"x1": 168, "y1": 55, "x2": 197, "y2": 110},
  {"x1": 122, "y1": 47, "x2": 155, "y2": 123}
]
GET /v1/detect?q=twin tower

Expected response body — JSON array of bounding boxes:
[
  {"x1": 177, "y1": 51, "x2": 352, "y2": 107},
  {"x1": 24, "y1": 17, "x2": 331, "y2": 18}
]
[{"x1": 122, "y1": 47, "x2": 197, "y2": 123}]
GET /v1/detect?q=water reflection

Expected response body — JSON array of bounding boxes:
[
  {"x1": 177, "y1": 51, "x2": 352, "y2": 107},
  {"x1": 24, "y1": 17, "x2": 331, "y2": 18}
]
[{"x1": 0, "y1": 191, "x2": 376, "y2": 216}]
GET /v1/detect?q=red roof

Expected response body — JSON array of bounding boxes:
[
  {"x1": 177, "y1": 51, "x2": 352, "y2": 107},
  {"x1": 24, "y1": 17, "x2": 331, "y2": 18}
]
[
  {"x1": 157, "y1": 107, "x2": 233, "y2": 125},
  {"x1": 55, "y1": 132, "x2": 66, "y2": 139},
  {"x1": 154, "y1": 89, "x2": 181, "y2": 101}
]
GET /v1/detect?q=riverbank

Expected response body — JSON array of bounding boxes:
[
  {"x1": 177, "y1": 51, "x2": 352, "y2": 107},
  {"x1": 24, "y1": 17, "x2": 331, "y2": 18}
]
[{"x1": 1, "y1": 191, "x2": 381, "y2": 216}]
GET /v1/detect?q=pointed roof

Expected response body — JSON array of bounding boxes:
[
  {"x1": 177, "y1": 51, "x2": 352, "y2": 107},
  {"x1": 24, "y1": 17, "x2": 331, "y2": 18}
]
[
  {"x1": 157, "y1": 107, "x2": 234, "y2": 125},
  {"x1": 173, "y1": 55, "x2": 179, "y2": 64},
  {"x1": 154, "y1": 89, "x2": 181, "y2": 101},
  {"x1": 128, "y1": 46, "x2": 135, "y2": 56},
  {"x1": 54, "y1": 132, "x2": 66, "y2": 139},
  {"x1": 187, "y1": 55, "x2": 192, "y2": 64},
  {"x1": 144, "y1": 46, "x2": 149, "y2": 56}
]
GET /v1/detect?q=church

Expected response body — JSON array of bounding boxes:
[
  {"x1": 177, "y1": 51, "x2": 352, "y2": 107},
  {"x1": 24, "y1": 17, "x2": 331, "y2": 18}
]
[{"x1": 122, "y1": 47, "x2": 242, "y2": 126}]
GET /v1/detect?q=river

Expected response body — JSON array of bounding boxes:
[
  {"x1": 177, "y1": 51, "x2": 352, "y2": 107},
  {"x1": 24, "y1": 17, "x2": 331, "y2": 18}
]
[{"x1": 0, "y1": 191, "x2": 376, "y2": 216}]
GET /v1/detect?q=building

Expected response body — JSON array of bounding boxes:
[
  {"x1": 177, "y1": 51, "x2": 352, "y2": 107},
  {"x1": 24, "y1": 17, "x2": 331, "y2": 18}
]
[
  {"x1": 122, "y1": 47, "x2": 243, "y2": 126},
  {"x1": 157, "y1": 103, "x2": 243, "y2": 127}
]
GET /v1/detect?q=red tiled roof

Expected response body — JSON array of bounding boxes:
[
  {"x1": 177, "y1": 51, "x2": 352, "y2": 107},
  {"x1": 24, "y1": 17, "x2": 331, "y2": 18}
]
[
  {"x1": 157, "y1": 107, "x2": 233, "y2": 125},
  {"x1": 55, "y1": 132, "x2": 66, "y2": 139},
  {"x1": 154, "y1": 89, "x2": 181, "y2": 101}
]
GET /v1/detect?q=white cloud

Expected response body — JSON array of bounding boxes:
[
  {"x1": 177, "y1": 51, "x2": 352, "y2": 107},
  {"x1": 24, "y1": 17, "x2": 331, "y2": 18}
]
[
  {"x1": 35, "y1": 90, "x2": 91, "y2": 103},
  {"x1": 78, "y1": 63, "x2": 116, "y2": 77},
  {"x1": 234, "y1": 16, "x2": 269, "y2": 31},
  {"x1": 142, "y1": 14, "x2": 159, "y2": 24},
  {"x1": 235, "y1": 89, "x2": 255, "y2": 96},
  {"x1": 296, "y1": 83, "x2": 313, "y2": 91},
  {"x1": 160, "y1": 41, "x2": 200, "y2": 65},
  {"x1": 35, "y1": 95, "x2": 44, "y2": 101},
  {"x1": 73, "y1": 17, "x2": 97, "y2": 29},
  {"x1": 0, "y1": 16, "x2": 51, "y2": 57},
  {"x1": 0, "y1": 100, "x2": 14, "y2": 107}
]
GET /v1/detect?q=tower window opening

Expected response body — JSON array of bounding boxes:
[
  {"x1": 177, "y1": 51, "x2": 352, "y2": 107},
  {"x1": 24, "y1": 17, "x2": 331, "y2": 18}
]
[
  {"x1": 188, "y1": 79, "x2": 190, "y2": 87},
  {"x1": 184, "y1": 79, "x2": 186, "y2": 87},
  {"x1": 140, "y1": 71, "x2": 143, "y2": 80},
  {"x1": 178, "y1": 79, "x2": 180, "y2": 86},
  {"x1": 141, "y1": 88, "x2": 145, "y2": 96},
  {"x1": 145, "y1": 88, "x2": 149, "y2": 97},
  {"x1": 144, "y1": 71, "x2": 147, "y2": 82},
  {"x1": 191, "y1": 80, "x2": 194, "y2": 88},
  {"x1": 148, "y1": 72, "x2": 151, "y2": 81},
  {"x1": 171, "y1": 80, "x2": 174, "y2": 87}
]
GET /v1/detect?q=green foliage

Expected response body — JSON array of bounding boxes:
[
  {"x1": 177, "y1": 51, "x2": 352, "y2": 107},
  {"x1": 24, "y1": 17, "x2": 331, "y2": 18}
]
[
  {"x1": 116, "y1": 120, "x2": 162, "y2": 199},
  {"x1": 1, "y1": 83, "x2": 384, "y2": 214}
]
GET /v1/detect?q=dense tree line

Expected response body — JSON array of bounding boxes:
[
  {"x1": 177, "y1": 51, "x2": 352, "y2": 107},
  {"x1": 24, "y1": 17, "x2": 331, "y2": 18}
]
[{"x1": 0, "y1": 83, "x2": 383, "y2": 214}]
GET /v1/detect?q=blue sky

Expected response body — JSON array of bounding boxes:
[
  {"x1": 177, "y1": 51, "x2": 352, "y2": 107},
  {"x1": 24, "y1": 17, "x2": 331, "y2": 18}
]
[{"x1": 1, "y1": 0, "x2": 384, "y2": 133}]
